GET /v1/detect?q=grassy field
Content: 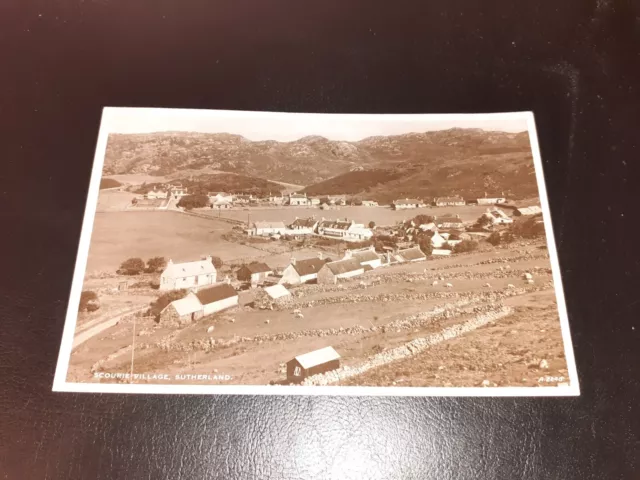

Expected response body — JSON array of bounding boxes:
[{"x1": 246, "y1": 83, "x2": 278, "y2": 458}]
[
  {"x1": 96, "y1": 190, "x2": 138, "y2": 212},
  {"x1": 201, "y1": 205, "x2": 491, "y2": 226},
  {"x1": 84, "y1": 211, "x2": 262, "y2": 273}
]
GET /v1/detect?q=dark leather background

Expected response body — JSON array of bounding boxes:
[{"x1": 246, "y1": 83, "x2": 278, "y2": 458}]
[{"x1": 1, "y1": 1, "x2": 639, "y2": 478}]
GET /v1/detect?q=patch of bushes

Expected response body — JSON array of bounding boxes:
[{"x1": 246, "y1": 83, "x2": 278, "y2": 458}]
[
  {"x1": 177, "y1": 194, "x2": 210, "y2": 210},
  {"x1": 453, "y1": 239, "x2": 479, "y2": 254},
  {"x1": 118, "y1": 257, "x2": 145, "y2": 275},
  {"x1": 79, "y1": 290, "x2": 100, "y2": 312},
  {"x1": 146, "y1": 256, "x2": 167, "y2": 273}
]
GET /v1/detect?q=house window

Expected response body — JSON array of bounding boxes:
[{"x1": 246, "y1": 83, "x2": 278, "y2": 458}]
[{"x1": 294, "y1": 366, "x2": 302, "y2": 376}]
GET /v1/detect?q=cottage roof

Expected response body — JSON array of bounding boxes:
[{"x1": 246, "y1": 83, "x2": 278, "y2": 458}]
[
  {"x1": 516, "y1": 206, "x2": 543, "y2": 215},
  {"x1": 293, "y1": 346, "x2": 341, "y2": 369},
  {"x1": 263, "y1": 284, "x2": 291, "y2": 299},
  {"x1": 394, "y1": 198, "x2": 421, "y2": 205},
  {"x1": 363, "y1": 264, "x2": 374, "y2": 272},
  {"x1": 169, "y1": 294, "x2": 202, "y2": 316},
  {"x1": 290, "y1": 193, "x2": 307, "y2": 199},
  {"x1": 291, "y1": 217, "x2": 317, "y2": 228},
  {"x1": 319, "y1": 219, "x2": 352, "y2": 230},
  {"x1": 324, "y1": 258, "x2": 363, "y2": 275},
  {"x1": 435, "y1": 195, "x2": 464, "y2": 203},
  {"x1": 195, "y1": 283, "x2": 237, "y2": 305},
  {"x1": 398, "y1": 246, "x2": 427, "y2": 261},
  {"x1": 292, "y1": 258, "x2": 326, "y2": 276},
  {"x1": 162, "y1": 259, "x2": 216, "y2": 279},
  {"x1": 351, "y1": 250, "x2": 379, "y2": 263},
  {"x1": 241, "y1": 262, "x2": 272, "y2": 274},
  {"x1": 254, "y1": 221, "x2": 286, "y2": 229}
]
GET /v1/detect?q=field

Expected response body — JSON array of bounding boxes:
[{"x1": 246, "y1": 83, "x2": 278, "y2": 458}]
[
  {"x1": 204, "y1": 205, "x2": 490, "y2": 227},
  {"x1": 67, "y1": 239, "x2": 571, "y2": 389},
  {"x1": 84, "y1": 211, "x2": 263, "y2": 273}
]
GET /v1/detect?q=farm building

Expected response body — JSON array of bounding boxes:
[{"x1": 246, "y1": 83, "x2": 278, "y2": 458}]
[
  {"x1": 251, "y1": 221, "x2": 287, "y2": 236},
  {"x1": 317, "y1": 258, "x2": 364, "y2": 284},
  {"x1": 393, "y1": 198, "x2": 425, "y2": 210},
  {"x1": 145, "y1": 189, "x2": 168, "y2": 200},
  {"x1": 279, "y1": 256, "x2": 327, "y2": 285},
  {"x1": 268, "y1": 195, "x2": 285, "y2": 205},
  {"x1": 309, "y1": 197, "x2": 321, "y2": 206},
  {"x1": 397, "y1": 246, "x2": 427, "y2": 262},
  {"x1": 287, "y1": 346, "x2": 341, "y2": 383},
  {"x1": 419, "y1": 222, "x2": 437, "y2": 232},
  {"x1": 160, "y1": 257, "x2": 217, "y2": 291},
  {"x1": 343, "y1": 245, "x2": 382, "y2": 269},
  {"x1": 484, "y1": 208, "x2": 513, "y2": 225},
  {"x1": 317, "y1": 218, "x2": 373, "y2": 241},
  {"x1": 236, "y1": 262, "x2": 273, "y2": 285},
  {"x1": 159, "y1": 293, "x2": 203, "y2": 325},
  {"x1": 195, "y1": 281, "x2": 238, "y2": 316},
  {"x1": 432, "y1": 248, "x2": 452, "y2": 256},
  {"x1": 170, "y1": 186, "x2": 188, "y2": 199},
  {"x1": 436, "y1": 214, "x2": 464, "y2": 229},
  {"x1": 514, "y1": 206, "x2": 543, "y2": 216},
  {"x1": 234, "y1": 194, "x2": 256, "y2": 205},
  {"x1": 361, "y1": 200, "x2": 378, "y2": 207},
  {"x1": 208, "y1": 192, "x2": 233, "y2": 203},
  {"x1": 289, "y1": 217, "x2": 319, "y2": 234},
  {"x1": 477, "y1": 195, "x2": 506, "y2": 205},
  {"x1": 253, "y1": 284, "x2": 292, "y2": 309},
  {"x1": 434, "y1": 195, "x2": 465, "y2": 207},
  {"x1": 289, "y1": 193, "x2": 310, "y2": 206}
]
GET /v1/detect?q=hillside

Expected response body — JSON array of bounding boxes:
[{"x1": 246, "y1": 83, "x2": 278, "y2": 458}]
[
  {"x1": 102, "y1": 129, "x2": 533, "y2": 188},
  {"x1": 99, "y1": 178, "x2": 122, "y2": 189},
  {"x1": 134, "y1": 173, "x2": 285, "y2": 197}
]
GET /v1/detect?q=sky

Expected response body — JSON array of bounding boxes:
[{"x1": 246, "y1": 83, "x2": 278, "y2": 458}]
[{"x1": 102, "y1": 108, "x2": 530, "y2": 142}]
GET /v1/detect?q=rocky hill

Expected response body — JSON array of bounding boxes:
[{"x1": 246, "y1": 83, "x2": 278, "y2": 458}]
[{"x1": 103, "y1": 129, "x2": 536, "y2": 199}]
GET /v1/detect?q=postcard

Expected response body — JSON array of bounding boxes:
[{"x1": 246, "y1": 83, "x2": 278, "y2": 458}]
[{"x1": 53, "y1": 108, "x2": 579, "y2": 396}]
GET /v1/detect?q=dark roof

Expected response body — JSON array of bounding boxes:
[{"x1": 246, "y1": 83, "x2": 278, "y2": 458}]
[
  {"x1": 195, "y1": 283, "x2": 237, "y2": 305},
  {"x1": 291, "y1": 217, "x2": 317, "y2": 228},
  {"x1": 319, "y1": 220, "x2": 352, "y2": 230},
  {"x1": 363, "y1": 264, "x2": 374, "y2": 272},
  {"x1": 352, "y1": 250, "x2": 379, "y2": 262},
  {"x1": 324, "y1": 258, "x2": 363, "y2": 275},
  {"x1": 240, "y1": 262, "x2": 272, "y2": 274},
  {"x1": 293, "y1": 258, "x2": 326, "y2": 276},
  {"x1": 398, "y1": 247, "x2": 427, "y2": 261}
]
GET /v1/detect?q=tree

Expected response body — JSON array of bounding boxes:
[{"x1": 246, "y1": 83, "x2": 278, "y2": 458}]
[
  {"x1": 368, "y1": 221, "x2": 376, "y2": 229},
  {"x1": 418, "y1": 238, "x2": 433, "y2": 256},
  {"x1": 146, "y1": 256, "x2": 167, "y2": 273},
  {"x1": 487, "y1": 232, "x2": 502, "y2": 246},
  {"x1": 149, "y1": 289, "x2": 188, "y2": 320},
  {"x1": 476, "y1": 214, "x2": 492, "y2": 227},
  {"x1": 119, "y1": 257, "x2": 145, "y2": 275},
  {"x1": 131, "y1": 198, "x2": 138, "y2": 205},
  {"x1": 413, "y1": 214, "x2": 435, "y2": 225},
  {"x1": 453, "y1": 240, "x2": 479, "y2": 254},
  {"x1": 177, "y1": 194, "x2": 210, "y2": 210},
  {"x1": 79, "y1": 291, "x2": 100, "y2": 312},
  {"x1": 210, "y1": 256, "x2": 223, "y2": 269}
]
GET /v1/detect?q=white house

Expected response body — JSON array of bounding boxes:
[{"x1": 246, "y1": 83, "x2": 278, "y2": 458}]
[
  {"x1": 160, "y1": 257, "x2": 217, "y2": 291},
  {"x1": 484, "y1": 208, "x2": 513, "y2": 225},
  {"x1": 432, "y1": 248, "x2": 452, "y2": 256},
  {"x1": 317, "y1": 258, "x2": 364, "y2": 284},
  {"x1": 430, "y1": 232, "x2": 448, "y2": 248},
  {"x1": 343, "y1": 245, "x2": 382, "y2": 269},
  {"x1": 393, "y1": 198, "x2": 425, "y2": 210},
  {"x1": 289, "y1": 193, "x2": 310, "y2": 206},
  {"x1": 195, "y1": 281, "x2": 238, "y2": 316},
  {"x1": 434, "y1": 196, "x2": 465, "y2": 207},
  {"x1": 436, "y1": 214, "x2": 464, "y2": 229},
  {"x1": 361, "y1": 200, "x2": 378, "y2": 207},
  {"x1": 252, "y1": 221, "x2": 287, "y2": 236},
  {"x1": 170, "y1": 186, "x2": 188, "y2": 199},
  {"x1": 317, "y1": 218, "x2": 373, "y2": 241},
  {"x1": 289, "y1": 217, "x2": 319, "y2": 235},
  {"x1": 309, "y1": 197, "x2": 321, "y2": 206},
  {"x1": 477, "y1": 195, "x2": 506, "y2": 205},
  {"x1": 146, "y1": 189, "x2": 168, "y2": 199},
  {"x1": 514, "y1": 206, "x2": 543, "y2": 216},
  {"x1": 159, "y1": 293, "x2": 203, "y2": 324},
  {"x1": 279, "y1": 256, "x2": 327, "y2": 285},
  {"x1": 419, "y1": 222, "x2": 437, "y2": 232}
]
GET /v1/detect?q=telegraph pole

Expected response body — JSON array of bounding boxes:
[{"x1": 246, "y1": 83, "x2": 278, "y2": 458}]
[{"x1": 129, "y1": 314, "x2": 136, "y2": 383}]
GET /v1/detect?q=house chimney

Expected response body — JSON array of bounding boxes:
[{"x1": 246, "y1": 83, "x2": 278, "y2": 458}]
[
  {"x1": 318, "y1": 252, "x2": 323, "y2": 260},
  {"x1": 168, "y1": 259, "x2": 173, "y2": 265},
  {"x1": 205, "y1": 255, "x2": 212, "y2": 263},
  {"x1": 290, "y1": 256, "x2": 296, "y2": 266},
  {"x1": 224, "y1": 275, "x2": 231, "y2": 285}
]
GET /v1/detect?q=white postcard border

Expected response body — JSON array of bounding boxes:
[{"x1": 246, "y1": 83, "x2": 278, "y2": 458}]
[{"x1": 52, "y1": 108, "x2": 580, "y2": 397}]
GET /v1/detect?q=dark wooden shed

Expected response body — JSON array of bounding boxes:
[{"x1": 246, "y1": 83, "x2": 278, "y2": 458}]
[{"x1": 286, "y1": 346, "x2": 341, "y2": 383}]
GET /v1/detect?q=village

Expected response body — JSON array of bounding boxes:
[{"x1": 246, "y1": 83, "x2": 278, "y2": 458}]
[{"x1": 68, "y1": 176, "x2": 563, "y2": 389}]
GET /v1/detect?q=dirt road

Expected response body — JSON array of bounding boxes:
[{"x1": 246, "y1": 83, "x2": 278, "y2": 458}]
[{"x1": 73, "y1": 307, "x2": 147, "y2": 350}]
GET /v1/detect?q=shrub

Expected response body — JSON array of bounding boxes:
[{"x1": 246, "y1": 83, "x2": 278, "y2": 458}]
[
  {"x1": 453, "y1": 239, "x2": 479, "y2": 254},
  {"x1": 368, "y1": 221, "x2": 376, "y2": 229},
  {"x1": 79, "y1": 291, "x2": 99, "y2": 312},
  {"x1": 118, "y1": 257, "x2": 145, "y2": 275},
  {"x1": 413, "y1": 214, "x2": 435, "y2": 225},
  {"x1": 487, "y1": 232, "x2": 502, "y2": 246},
  {"x1": 146, "y1": 256, "x2": 167, "y2": 273},
  {"x1": 210, "y1": 256, "x2": 223, "y2": 269},
  {"x1": 418, "y1": 238, "x2": 433, "y2": 256},
  {"x1": 149, "y1": 289, "x2": 188, "y2": 319},
  {"x1": 177, "y1": 194, "x2": 210, "y2": 210}
]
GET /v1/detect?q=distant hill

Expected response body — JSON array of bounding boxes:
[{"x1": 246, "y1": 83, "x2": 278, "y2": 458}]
[
  {"x1": 99, "y1": 178, "x2": 122, "y2": 189},
  {"x1": 134, "y1": 173, "x2": 284, "y2": 197}
]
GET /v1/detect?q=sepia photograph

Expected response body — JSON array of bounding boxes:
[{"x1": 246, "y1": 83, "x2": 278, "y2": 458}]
[{"x1": 53, "y1": 108, "x2": 579, "y2": 396}]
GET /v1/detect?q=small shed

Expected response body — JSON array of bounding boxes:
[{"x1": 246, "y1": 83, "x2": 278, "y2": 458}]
[
  {"x1": 159, "y1": 293, "x2": 203, "y2": 325},
  {"x1": 286, "y1": 346, "x2": 341, "y2": 383},
  {"x1": 254, "y1": 284, "x2": 293, "y2": 309}
]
